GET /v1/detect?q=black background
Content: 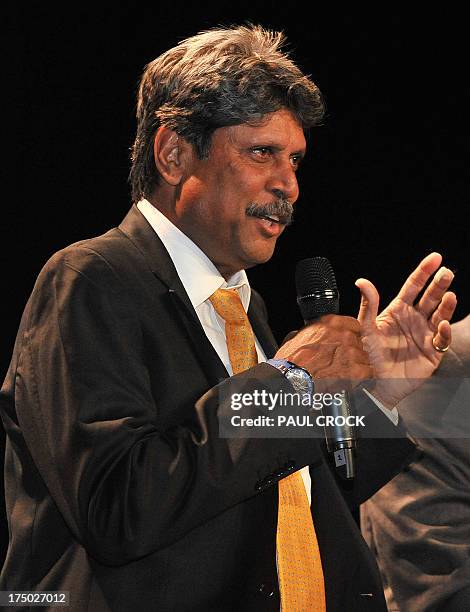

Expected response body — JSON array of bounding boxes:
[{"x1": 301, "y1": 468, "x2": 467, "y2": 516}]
[{"x1": 2, "y1": 5, "x2": 469, "y2": 564}]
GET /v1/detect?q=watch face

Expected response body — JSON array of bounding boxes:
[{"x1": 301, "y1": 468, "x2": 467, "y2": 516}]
[{"x1": 286, "y1": 368, "x2": 313, "y2": 395}]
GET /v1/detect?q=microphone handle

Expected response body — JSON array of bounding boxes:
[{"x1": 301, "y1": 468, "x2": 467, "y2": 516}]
[
  {"x1": 304, "y1": 316, "x2": 356, "y2": 480},
  {"x1": 322, "y1": 390, "x2": 356, "y2": 480}
]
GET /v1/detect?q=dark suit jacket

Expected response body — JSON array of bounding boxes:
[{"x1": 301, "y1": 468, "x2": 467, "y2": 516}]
[
  {"x1": 361, "y1": 316, "x2": 470, "y2": 611},
  {"x1": 0, "y1": 205, "x2": 416, "y2": 611}
]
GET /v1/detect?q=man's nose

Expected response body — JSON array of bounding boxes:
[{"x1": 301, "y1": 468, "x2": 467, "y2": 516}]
[{"x1": 266, "y1": 160, "x2": 299, "y2": 203}]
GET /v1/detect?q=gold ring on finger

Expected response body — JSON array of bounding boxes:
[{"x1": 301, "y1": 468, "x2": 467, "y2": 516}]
[{"x1": 432, "y1": 337, "x2": 449, "y2": 353}]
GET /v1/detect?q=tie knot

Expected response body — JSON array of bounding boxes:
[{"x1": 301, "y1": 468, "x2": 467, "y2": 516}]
[{"x1": 209, "y1": 288, "x2": 248, "y2": 323}]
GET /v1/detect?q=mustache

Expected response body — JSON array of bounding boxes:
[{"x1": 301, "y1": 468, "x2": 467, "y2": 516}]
[{"x1": 245, "y1": 198, "x2": 294, "y2": 226}]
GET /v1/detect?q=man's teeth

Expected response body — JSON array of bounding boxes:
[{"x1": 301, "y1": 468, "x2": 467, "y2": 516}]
[{"x1": 247, "y1": 211, "x2": 282, "y2": 225}]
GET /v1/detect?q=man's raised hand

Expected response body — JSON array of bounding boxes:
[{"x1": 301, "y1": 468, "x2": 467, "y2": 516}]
[{"x1": 355, "y1": 252, "x2": 457, "y2": 407}]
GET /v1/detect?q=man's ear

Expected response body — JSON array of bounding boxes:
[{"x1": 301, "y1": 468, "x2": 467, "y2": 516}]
[{"x1": 153, "y1": 126, "x2": 191, "y2": 186}]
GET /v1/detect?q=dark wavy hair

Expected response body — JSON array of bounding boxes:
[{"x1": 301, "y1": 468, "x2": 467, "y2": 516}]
[{"x1": 129, "y1": 24, "x2": 325, "y2": 202}]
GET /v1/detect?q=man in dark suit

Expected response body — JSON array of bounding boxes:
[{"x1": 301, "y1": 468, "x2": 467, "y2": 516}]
[
  {"x1": 361, "y1": 315, "x2": 470, "y2": 611},
  {"x1": 0, "y1": 24, "x2": 456, "y2": 611}
]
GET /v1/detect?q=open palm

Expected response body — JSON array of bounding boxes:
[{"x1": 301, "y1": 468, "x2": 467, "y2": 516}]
[{"x1": 355, "y1": 253, "x2": 456, "y2": 406}]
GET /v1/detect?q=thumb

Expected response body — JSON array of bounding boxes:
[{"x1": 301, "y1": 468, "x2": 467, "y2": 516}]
[{"x1": 355, "y1": 278, "x2": 379, "y2": 329}]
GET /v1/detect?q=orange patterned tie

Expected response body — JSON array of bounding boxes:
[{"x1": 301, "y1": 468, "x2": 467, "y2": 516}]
[{"x1": 209, "y1": 288, "x2": 326, "y2": 611}]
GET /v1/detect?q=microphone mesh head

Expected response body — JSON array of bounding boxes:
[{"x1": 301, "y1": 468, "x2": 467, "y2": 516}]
[{"x1": 295, "y1": 257, "x2": 340, "y2": 320}]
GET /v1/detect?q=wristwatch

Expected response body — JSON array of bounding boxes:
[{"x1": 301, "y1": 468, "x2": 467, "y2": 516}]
[{"x1": 267, "y1": 359, "x2": 314, "y2": 396}]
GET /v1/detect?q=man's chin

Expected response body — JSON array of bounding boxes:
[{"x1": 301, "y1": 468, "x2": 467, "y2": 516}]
[{"x1": 241, "y1": 244, "x2": 278, "y2": 269}]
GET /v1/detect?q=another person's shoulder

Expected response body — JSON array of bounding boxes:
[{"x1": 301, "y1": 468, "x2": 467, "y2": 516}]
[
  {"x1": 434, "y1": 315, "x2": 470, "y2": 378},
  {"x1": 451, "y1": 315, "x2": 470, "y2": 366}
]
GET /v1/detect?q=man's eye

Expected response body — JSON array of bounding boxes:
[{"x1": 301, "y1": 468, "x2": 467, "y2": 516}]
[
  {"x1": 251, "y1": 147, "x2": 272, "y2": 157},
  {"x1": 290, "y1": 155, "x2": 303, "y2": 170}
]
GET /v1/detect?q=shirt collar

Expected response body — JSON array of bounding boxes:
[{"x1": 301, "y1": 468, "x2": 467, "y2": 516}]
[{"x1": 137, "y1": 199, "x2": 251, "y2": 310}]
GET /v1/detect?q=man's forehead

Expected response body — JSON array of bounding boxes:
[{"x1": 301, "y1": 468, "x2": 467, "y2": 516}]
[{"x1": 223, "y1": 109, "x2": 306, "y2": 147}]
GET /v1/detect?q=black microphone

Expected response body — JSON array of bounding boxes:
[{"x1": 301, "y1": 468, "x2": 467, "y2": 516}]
[{"x1": 295, "y1": 257, "x2": 356, "y2": 479}]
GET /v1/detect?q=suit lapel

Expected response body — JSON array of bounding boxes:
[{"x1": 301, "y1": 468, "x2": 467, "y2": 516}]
[
  {"x1": 248, "y1": 297, "x2": 278, "y2": 359},
  {"x1": 167, "y1": 288, "x2": 230, "y2": 385},
  {"x1": 119, "y1": 205, "x2": 229, "y2": 385},
  {"x1": 119, "y1": 204, "x2": 190, "y2": 303}
]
